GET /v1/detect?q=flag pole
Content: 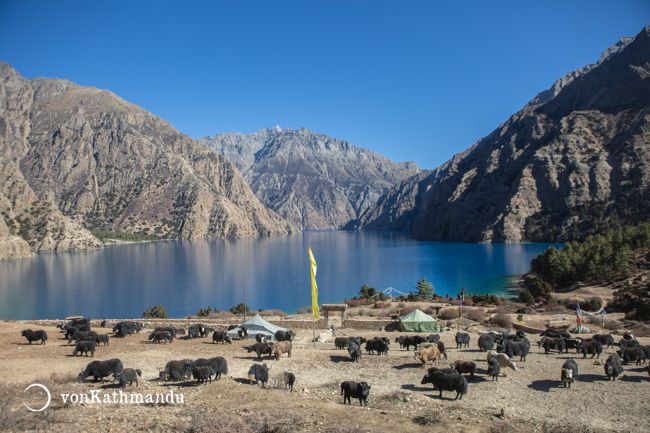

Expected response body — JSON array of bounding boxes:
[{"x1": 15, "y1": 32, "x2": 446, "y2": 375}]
[
  {"x1": 244, "y1": 282, "x2": 247, "y2": 324},
  {"x1": 309, "y1": 247, "x2": 320, "y2": 349}
]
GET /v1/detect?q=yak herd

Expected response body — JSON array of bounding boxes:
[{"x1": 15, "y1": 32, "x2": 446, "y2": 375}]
[{"x1": 19, "y1": 318, "x2": 650, "y2": 407}]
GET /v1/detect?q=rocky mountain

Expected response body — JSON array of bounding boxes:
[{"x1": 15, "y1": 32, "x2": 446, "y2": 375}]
[
  {"x1": 0, "y1": 63, "x2": 297, "y2": 259},
  {"x1": 200, "y1": 128, "x2": 419, "y2": 229},
  {"x1": 352, "y1": 26, "x2": 650, "y2": 243}
]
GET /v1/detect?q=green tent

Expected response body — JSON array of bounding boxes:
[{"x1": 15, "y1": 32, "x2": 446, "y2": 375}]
[{"x1": 398, "y1": 308, "x2": 438, "y2": 332}]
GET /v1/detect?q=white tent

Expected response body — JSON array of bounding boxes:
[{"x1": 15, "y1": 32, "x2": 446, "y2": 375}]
[{"x1": 226, "y1": 314, "x2": 288, "y2": 341}]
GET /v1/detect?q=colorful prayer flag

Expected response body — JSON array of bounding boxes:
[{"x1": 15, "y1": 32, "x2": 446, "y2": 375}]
[
  {"x1": 309, "y1": 248, "x2": 319, "y2": 319},
  {"x1": 576, "y1": 299, "x2": 583, "y2": 334}
]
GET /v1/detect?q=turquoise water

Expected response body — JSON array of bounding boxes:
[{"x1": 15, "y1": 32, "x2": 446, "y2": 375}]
[{"x1": 0, "y1": 231, "x2": 559, "y2": 319}]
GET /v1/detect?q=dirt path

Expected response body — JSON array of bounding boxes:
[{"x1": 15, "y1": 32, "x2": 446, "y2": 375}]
[{"x1": 1, "y1": 321, "x2": 648, "y2": 433}]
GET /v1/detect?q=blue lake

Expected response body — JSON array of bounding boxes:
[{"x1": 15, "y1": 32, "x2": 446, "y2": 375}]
[{"x1": 0, "y1": 231, "x2": 559, "y2": 320}]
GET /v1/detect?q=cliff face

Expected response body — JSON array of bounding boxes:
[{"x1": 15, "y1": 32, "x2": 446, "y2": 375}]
[
  {"x1": 0, "y1": 63, "x2": 103, "y2": 259},
  {"x1": 354, "y1": 26, "x2": 650, "y2": 243},
  {"x1": 0, "y1": 63, "x2": 297, "y2": 259},
  {"x1": 201, "y1": 128, "x2": 419, "y2": 229}
]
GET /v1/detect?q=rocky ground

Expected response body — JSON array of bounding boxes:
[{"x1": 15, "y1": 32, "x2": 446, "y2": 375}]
[{"x1": 1, "y1": 319, "x2": 648, "y2": 433}]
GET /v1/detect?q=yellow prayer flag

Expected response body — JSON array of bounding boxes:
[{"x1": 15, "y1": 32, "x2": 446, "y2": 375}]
[{"x1": 309, "y1": 247, "x2": 319, "y2": 319}]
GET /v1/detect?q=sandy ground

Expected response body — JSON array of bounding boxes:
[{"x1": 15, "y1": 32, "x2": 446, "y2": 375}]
[{"x1": 1, "y1": 320, "x2": 649, "y2": 433}]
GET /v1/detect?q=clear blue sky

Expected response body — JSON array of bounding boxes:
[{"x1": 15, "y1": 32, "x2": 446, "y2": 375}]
[{"x1": 1, "y1": 2, "x2": 648, "y2": 169}]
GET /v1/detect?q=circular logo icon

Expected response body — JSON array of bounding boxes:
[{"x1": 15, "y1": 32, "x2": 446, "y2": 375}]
[{"x1": 23, "y1": 383, "x2": 51, "y2": 412}]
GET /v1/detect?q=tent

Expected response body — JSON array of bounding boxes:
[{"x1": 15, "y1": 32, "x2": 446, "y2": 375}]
[
  {"x1": 226, "y1": 314, "x2": 288, "y2": 341},
  {"x1": 398, "y1": 308, "x2": 438, "y2": 332}
]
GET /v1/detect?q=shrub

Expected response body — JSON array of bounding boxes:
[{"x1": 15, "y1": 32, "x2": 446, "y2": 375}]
[
  {"x1": 374, "y1": 301, "x2": 390, "y2": 309},
  {"x1": 605, "y1": 321, "x2": 623, "y2": 330},
  {"x1": 296, "y1": 306, "x2": 312, "y2": 315},
  {"x1": 142, "y1": 304, "x2": 167, "y2": 319},
  {"x1": 344, "y1": 299, "x2": 363, "y2": 308},
  {"x1": 399, "y1": 305, "x2": 418, "y2": 316},
  {"x1": 258, "y1": 309, "x2": 288, "y2": 317},
  {"x1": 423, "y1": 306, "x2": 436, "y2": 315},
  {"x1": 491, "y1": 313, "x2": 513, "y2": 329},
  {"x1": 438, "y1": 308, "x2": 459, "y2": 321},
  {"x1": 518, "y1": 290, "x2": 535, "y2": 306},
  {"x1": 464, "y1": 307, "x2": 486, "y2": 322},
  {"x1": 528, "y1": 278, "x2": 553, "y2": 302},
  {"x1": 585, "y1": 314, "x2": 604, "y2": 325},
  {"x1": 206, "y1": 310, "x2": 235, "y2": 319}
]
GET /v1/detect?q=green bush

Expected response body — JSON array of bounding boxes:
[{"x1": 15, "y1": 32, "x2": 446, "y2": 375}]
[
  {"x1": 518, "y1": 290, "x2": 535, "y2": 306},
  {"x1": 230, "y1": 302, "x2": 250, "y2": 316},
  {"x1": 142, "y1": 304, "x2": 167, "y2": 319},
  {"x1": 608, "y1": 283, "x2": 650, "y2": 321}
]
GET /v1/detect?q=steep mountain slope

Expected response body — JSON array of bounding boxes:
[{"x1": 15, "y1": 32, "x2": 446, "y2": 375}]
[
  {"x1": 353, "y1": 26, "x2": 650, "y2": 243},
  {"x1": 0, "y1": 63, "x2": 297, "y2": 259},
  {"x1": 200, "y1": 128, "x2": 419, "y2": 229},
  {"x1": 0, "y1": 63, "x2": 103, "y2": 259}
]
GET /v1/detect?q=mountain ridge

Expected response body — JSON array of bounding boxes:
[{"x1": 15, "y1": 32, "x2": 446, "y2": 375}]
[
  {"x1": 351, "y1": 26, "x2": 650, "y2": 243},
  {"x1": 200, "y1": 127, "x2": 419, "y2": 229}
]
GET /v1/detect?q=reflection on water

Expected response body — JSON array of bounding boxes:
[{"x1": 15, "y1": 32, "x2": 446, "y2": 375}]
[{"x1": 0, "y1": 231, "x2": 560, "y2": 319}]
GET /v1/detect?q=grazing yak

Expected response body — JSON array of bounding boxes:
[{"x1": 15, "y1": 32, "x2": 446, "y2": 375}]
[
  {"x1": 91, "y1": 334, "x2": 110, "y2": 347},
  {"x1": 247, "y1": 342, "x2": 275, "y2": 359},
  {"x1": 365, "y1": 337, "x2": 389, "y2": 355},
  {"x1": 421, "y1": 370, "x2": 467, "y2": 400},
  {"x1": 116, "y1": 368, "x2": 142, "y2": 388},
  {"x1": 193, "y1": 366, "x2": 216, "y2": 385},
  {"x1": 79, "y1": 359, "x2": 123, "y2": 383},
  {"x1": 272, "y1": 341, "x2": 292, "y2": 360},
  {"x1": 336, "y1": 336, "x2": 366, "y2": 349},
  {"x1": 275, "y1": 330, "x2": 295, "y2": 342},
  {"x1": 153, "y1": 327, "x2": 177, "y2": 338},
  {"x1": 72, "y1": 340, "x2": 96, "y2": 357},
  {"x1": 604, "y1": 354, "x2": 624, "y2": 381},
  {"x1": 68, "y1": 330, "x2": 98, "y2": 344},
  {"x1": 149, "y1": 330, "x2": 173, "y2": 344},
  {"x1": 213, "y1": 330, "x2": 232, "y2": 344},
  {"x1": 487, "y1": 357, "x2": 501, "y2": 381},
  {"x1": 452, "y1": 360, "x2": 477, "y2": 378},
  {"x1": 579, "y1": 340, "x2": 603, "y2": 359},
  {"x1": 618, "y1": 347, "x2": 647, "y2": 366},
  {"x1": 499, "y1": 340, "x2": 529, "y2": 362},
  {"x1": 592, "y1": 333, "x2": 615, "y2": 348},
  {"x1": 192, "y1": 357, "x2": 228, "y2": 380},
  {"x1": 188, "y1": 325, "x2": 202, "y2": 339},
  {"x1": 455, "y1": 332, "x2": 470, "y2": 349},
  {"x1": 21, "y1": 329, "x2": 48, "y2": 345},
  {"x1": 248, "y1": 363, "x2": 270, "y2": 387},
  {"x1": 478, "y1": 333, "x2": 496, "y2": 351},
  {"x1": 238, "y1": 326, "x2": 250, "y2": 339},
  {"x1": 540, "y1": 328, "x2": 571, "y2": 340},
  {"x1": 160, "y1": 359, "x2": 194, "y2": 382},
  {"x1": 348, "y1": 342, "x2": 362, "y2": 362},
  {"x1": 340, "y1": 381, "x2": 371, "y2": 406},
  {"x1": 561, "y1": 359, "x2": 579, "y2": 388},
  {"x1": 415, "y1": 346, "x2": 441, "y2": 366},
  {"x1": 541, "y1": 337, "x2": 566, "y2": 355},
  {"x1": 486, "y1": 351, "x2": 517, "y2": 375},
  {"x1": 284, "y1": 372, "x2": 296, "y2": 391}
]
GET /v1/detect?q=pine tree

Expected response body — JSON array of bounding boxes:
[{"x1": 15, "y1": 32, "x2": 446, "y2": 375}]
[{"x1": 416, "y1": 278, "x2": 435, "y2": 299}]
